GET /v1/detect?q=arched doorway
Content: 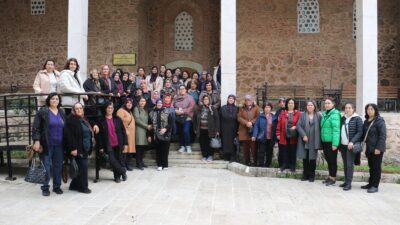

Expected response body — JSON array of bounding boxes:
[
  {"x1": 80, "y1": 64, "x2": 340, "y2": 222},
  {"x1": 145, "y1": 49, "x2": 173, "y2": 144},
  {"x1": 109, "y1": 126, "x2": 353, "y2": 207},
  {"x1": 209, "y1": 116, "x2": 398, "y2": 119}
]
[{"x1": 166, "y1": 60, "x2": 203, "y2": 74}]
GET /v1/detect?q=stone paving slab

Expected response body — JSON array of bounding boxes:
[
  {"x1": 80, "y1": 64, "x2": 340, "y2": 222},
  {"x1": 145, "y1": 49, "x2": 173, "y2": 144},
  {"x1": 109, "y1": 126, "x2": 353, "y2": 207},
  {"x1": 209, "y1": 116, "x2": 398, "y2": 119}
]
[{"x1": 0, "y1": 167, "x2": 399, "y2": 225}]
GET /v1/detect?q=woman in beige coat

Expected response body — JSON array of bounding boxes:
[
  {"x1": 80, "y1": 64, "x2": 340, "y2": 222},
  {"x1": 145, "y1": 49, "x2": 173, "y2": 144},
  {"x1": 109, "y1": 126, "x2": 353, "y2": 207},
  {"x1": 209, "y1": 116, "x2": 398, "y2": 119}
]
[
  {"x1": 33, "y1": 59, "x2": 61, "y2": 106},
  {"x1": 117, "y1": 98, "x2": 136, "y2": 171}
]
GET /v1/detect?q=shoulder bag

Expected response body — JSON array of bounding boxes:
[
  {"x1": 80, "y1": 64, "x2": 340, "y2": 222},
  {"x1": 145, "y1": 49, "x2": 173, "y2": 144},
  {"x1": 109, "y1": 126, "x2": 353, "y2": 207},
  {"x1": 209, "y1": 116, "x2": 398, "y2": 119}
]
[{"x1": 353, "y1": 120, "x2": 374, "y2": 154}]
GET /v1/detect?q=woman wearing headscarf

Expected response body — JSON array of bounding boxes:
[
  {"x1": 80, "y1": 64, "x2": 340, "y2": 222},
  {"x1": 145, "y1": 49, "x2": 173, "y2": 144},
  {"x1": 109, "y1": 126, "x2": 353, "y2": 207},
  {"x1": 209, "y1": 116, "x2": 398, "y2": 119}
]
[
  {"x1": 237, "y1": 95, "x2": 259, "y2": 166},
  {"x1": 64, "y1": 102, "x2": 99, "y2": 193},
  {"x1": 220, "y1": 95, "x2": 239, "y2": 162},
  {"x1": 194, "y1": 95, "x2": 220, "y2": 162},
  {"x1": 150, "y1": 99, "x2": 173, "y2": 170},
  {"x1": 116, "y1": 98, "x2": 136, "y2": 171},
  {"x1": 145, "y1": 66, "x2": 163, "y2": 92}
]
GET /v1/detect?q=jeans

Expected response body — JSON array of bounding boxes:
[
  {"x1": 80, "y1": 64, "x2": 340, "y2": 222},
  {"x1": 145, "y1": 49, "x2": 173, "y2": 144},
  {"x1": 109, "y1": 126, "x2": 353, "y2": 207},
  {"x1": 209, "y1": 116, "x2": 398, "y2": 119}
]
[
  {"x1": 177, "y1": 120, "x2": 192, "y2": 147},
  {"x1": 40, "y1": 145, "x2": 63, "y2": 191},
  {"x1": 69, "y1": 157, "x2": 88, "y2": 191},
  {"x1": 341, "y1": 145, "x2": 355, "y2": 185},
  {"x1": 322, "y1": 142, "x2": 338, "y2": 177}
]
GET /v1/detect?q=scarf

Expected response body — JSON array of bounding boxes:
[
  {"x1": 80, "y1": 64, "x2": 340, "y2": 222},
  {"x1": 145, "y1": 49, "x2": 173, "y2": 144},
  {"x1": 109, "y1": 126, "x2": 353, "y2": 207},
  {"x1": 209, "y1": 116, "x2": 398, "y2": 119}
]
[{"x1": 150, "y1": 72, "x2": 158, "y2": 83}]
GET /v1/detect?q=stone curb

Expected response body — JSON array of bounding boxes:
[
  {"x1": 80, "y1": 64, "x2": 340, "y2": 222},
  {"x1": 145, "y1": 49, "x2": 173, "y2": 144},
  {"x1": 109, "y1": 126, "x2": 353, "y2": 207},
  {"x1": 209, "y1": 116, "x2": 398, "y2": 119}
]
[{"x1": 227, "y1": 162, "x2": 400, "y2": 184}]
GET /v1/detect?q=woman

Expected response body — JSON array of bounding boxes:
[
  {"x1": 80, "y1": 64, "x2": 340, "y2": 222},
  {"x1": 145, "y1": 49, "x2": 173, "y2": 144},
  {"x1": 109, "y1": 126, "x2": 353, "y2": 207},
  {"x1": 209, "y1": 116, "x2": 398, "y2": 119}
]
[
  {"x1": 83, "y1": 68, "x2": 108, "y2": 116},
  {"x1": 252, "y1": 102, "x2": 277, "y2": 168},
  {"x1": 98, "y1": 102, "x2": 128, "y2": 183},
  {"x1": 194, "y1": 95, "x2": 220, "y2": 162},
  {"x1": 65, "y1": 102, "x2": 98, "y2": 193},
  {"x1": 201, "y1": 72, "x2": 217, "y2": 91},
  {"x1": 191, "y1": 72, "x2": 200, "y2": 83},
  {"x1": 339, "y1": 103, "x2": 363, "y2": 190},
  {"x1": 276, "y1": 98, "x2": 301, "y2": 172},
  {"x1": 199, "y1": 81, "x2": 221, "y2": 109},
  {"x1": 149, "y1": 90, "x2": 161, "y2": 109},
  {"x1": 146, "y1": 66, "x2": 163, "y2": 92},
  {"x1": 173, "y1": 85, "x2": 196, "y2": 153},
  {"x1": 164, "y1": 69, "x2": 173, "y2": 83},
  {"x1": 361, "y1": 103, "x2": 387, "y2": 193},
  {"x1": 33, "y1": 59, "x2": 61, "y2": 107},
  {"x1": 171, "y1": 75, "x2": 181, "y2": 93},
  {"x1": 180, "y1": 70, "x2": 191, "y2": 87},
  {"x1": 320, "y1": 97, "x2": 341, "y2": 186},
  {"x1": 32, "y1": 93, "x2": 66, "y2": 196},
  {"x1": 237, "y1": 95, "x2": 259, "y2": 166},
  {"x1": 116, "y1": 98, "x2": 136, "y2": 171},
  {"x1": 159, "y1": 64, "x2": 167, "y2": 78},
  {"x1": 121, "y1": 72, "x2": 132, "y2": 95},
  {"x1": 150, "y1": 99, "x2": 173, "y2": 170},
  {"x1": 59, "y1": 58, "x2": 87, "y2": 114},
  {"x1": 161, "y1": 79, "x2": 176, "y2": 98},
  {"x1": 133, "y1": 97, "x2": 152, "y2": 170},
  {"x1": 163, "y1": 93, "x2": 176, "y2": 134},
  {"x1": 220, "y1": 95, "x2": 238, "y2": 162},
  {"x1": 100, "y1": 64, "x2": 116, "y2": 95},
  {"x1": 296, "y1": 100, "x2": 322, "y2": 182},
  {"x1": 135, "y1": 67, "x2": 146, "y2": 89},
  {"x1": 187, "y1": 80, "x2": 200, "y2": 105}
]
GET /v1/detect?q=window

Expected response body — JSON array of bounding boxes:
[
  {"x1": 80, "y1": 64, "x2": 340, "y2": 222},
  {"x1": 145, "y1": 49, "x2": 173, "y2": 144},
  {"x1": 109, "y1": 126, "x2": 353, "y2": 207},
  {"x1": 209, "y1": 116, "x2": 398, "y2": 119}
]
[
  {"x1": 353, "y1": 0, "x2": 357, "y2": 39},
  {"x1": 175, "y1": 11, "x2": 193, "y2": 51},
  {"x1": 31, "y1": 0, "x2": 46, "y2": 16},
  {"x1": 297, "y1": 0, "x2": 320, "y2": 33}
]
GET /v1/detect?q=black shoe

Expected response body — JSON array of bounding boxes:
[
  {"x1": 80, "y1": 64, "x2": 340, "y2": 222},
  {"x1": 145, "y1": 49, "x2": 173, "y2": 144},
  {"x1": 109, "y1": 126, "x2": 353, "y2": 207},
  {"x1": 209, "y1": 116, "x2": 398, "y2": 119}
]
[
  {"x1": 325, "y1": 179, "x2": 336, "y2": 186},
  {"x1": 53, "y1": 188, "x2": 63, "y2": 195},
  {"x1": 142, "y1": 163, "x2": 148, "y2": 168},
  {"x1": 343, "y1": 184, "x2": 352, "y2": 191},
  {"x1": 301, "y1": 175, "x2": 308, "y2": 181},
  {"x1": 309, "y1": 177, "x2": 315, "y2": 182},
  {"x1": 322, "y1": 178, "x2": 329, "y2": 184},
  {"x1": 339, "y1": 183, "x2": 348, "y2": 188},
  {"x1": 367, "y1": 186, "x2": 379, "y2": 193},
  {"x1": 79, "y1": 189, "x2": 92, "y2": 194},
  {"x1": 69, "y1": 186, "x2": 79, "y2": 191},
  {"x1": 42, "y1": 190, "x2": 50, "y2": 196},
  {"x1": 126, "y1": 166, "x2": 133, "y2": 171},
  {"x1": 361, "y1": 184, "x2": 371, "y2": 189},
  {"x1": 290, "y1": 168, "x2": 296, "y2": 173},
  {"x1": 122, "y1": 173, "x2": 127, "y2": 181},
  {"x1": 114, "y1": 177, "x2": 121, "y2": 183},
  {"x1": 136, "y1": 166, "x2": 144, "y2": 171}
]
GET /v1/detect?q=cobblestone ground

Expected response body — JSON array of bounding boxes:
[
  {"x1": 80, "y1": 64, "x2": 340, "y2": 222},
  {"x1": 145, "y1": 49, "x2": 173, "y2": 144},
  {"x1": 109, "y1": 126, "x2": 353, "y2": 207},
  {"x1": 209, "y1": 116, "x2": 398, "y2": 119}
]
[{"x1": 0, "y1": 167, "x2": 399, "y2": 225}]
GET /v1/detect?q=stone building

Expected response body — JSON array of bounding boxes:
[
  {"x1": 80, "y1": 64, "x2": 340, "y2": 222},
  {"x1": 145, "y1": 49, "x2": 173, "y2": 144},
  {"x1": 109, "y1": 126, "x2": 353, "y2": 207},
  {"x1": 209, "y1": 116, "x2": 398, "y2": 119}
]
[{"x1": 0, "y1": 0, "x2": 399, "y2": 108}]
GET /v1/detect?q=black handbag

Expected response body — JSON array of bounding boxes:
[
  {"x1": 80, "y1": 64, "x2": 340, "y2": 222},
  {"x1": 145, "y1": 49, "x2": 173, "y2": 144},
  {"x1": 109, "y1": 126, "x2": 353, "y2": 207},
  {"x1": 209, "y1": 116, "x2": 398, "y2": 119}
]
[
  {"x1": 25, "y1": 154, "x2": 47, "y2": 184},
  {"x1": 156, "y1": 130, "x2": 171, "y2": 142},
  {"x1": 176, "y1": 115, "x2": 187, "y2": 124},
  {"x1": 69, "y1": 158, "x2": 79, "y2": 179}
]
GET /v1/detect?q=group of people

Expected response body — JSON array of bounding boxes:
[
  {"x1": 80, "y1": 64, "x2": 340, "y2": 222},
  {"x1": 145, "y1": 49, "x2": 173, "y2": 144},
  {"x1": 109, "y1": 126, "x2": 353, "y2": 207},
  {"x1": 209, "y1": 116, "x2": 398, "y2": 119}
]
[{"x1": 31, "y1": 58, "x2": 386, "y2": 197}]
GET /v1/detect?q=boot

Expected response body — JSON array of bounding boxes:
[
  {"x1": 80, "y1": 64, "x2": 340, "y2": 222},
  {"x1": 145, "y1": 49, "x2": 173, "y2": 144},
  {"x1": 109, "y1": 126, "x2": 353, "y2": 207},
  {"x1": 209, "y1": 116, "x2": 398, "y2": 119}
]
[{"x1": 125, "y1": 153, "x2": 133, "y2": 171}]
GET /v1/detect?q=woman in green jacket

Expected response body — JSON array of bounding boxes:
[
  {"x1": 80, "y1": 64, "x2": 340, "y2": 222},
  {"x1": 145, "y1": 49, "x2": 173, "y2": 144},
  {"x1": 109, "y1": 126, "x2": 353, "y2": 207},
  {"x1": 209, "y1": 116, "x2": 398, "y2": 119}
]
[
  {"x1": 320, "y1": 97, "x2": 341, "y2": 186},
  {"x1": 133, "y1": 97, "x2": 152, "y2": 170}
]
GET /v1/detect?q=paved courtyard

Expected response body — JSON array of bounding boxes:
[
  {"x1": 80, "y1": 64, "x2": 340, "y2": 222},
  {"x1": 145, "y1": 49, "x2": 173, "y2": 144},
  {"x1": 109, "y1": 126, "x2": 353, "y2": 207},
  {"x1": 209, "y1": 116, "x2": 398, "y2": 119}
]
[{"x1": 0, "y1": 167, "x2": 399, "y2": 225}]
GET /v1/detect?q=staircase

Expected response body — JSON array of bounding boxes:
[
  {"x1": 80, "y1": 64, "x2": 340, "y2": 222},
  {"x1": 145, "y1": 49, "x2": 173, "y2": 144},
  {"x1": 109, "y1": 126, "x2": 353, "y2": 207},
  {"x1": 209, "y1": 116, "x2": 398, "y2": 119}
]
[{"x1": 142, "y1": 143, "x2": 229, "y2": 169}]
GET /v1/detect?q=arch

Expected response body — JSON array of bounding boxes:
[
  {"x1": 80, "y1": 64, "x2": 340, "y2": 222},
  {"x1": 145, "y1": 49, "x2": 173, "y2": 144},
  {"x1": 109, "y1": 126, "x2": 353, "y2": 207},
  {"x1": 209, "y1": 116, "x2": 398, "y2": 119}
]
[{"x1": 166, "y1": 60, "x2": 203, "y2": 72}]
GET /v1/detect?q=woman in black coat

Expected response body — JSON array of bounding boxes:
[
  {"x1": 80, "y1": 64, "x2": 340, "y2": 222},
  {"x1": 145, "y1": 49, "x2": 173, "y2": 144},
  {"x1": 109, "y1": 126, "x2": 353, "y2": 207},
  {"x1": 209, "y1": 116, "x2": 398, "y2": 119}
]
[
  {"x1": 64, "y1": 102, "x2": 99, "y2": 194},
  {"x1": 98, "y1": 101, "x2": 128, "y2": 183},
  {"x1": 220, "y1": 95, "x2": 238, "y2": 162},
  {"x1": 83, "y1": 68, "x2": 109, "y2": 118},
  {"x1": 361, "y1": 103, "x2": 387, "y2": 193},
  {"x1": 339, "y1": 103, "x2": 363, "y2": 191}
]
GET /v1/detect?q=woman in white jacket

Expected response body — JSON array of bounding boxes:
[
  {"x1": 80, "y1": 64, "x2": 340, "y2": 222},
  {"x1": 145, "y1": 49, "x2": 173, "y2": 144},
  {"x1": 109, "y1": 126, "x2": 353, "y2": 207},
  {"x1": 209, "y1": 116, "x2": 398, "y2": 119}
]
[{"x1": 59, "y1": 58, "x2": 87, "y2": 114}]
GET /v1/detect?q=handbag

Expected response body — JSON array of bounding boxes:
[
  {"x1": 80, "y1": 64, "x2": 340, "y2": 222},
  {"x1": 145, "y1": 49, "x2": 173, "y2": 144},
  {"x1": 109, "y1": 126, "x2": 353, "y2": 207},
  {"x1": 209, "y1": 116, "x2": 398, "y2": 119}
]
[
  {"x1": 210, "y1": 135, "x2": 222, "y2": 149},
  {"x1": 62, "y1": 161, "x2": 69, "y2": 183},
  {"x1": 352, "y1": 120, "x2": 375, "y2": 154},
  {"x1": 156, "y1": 130, "x2": 171, "y2": 142},
  {"x1": 69, "y1": 157, "x2": 79, "y2": 179},
  {"x1": 25, "y1": 154, "x2": 47, "y2": 184},
  {"x1": 176, "y1": 115, "x2": 187, "y2": 124}
]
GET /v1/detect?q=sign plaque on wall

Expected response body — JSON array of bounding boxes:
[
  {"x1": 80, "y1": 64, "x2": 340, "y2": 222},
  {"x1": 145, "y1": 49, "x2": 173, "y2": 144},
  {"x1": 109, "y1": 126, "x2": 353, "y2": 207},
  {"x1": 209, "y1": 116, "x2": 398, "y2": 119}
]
[{"x1": 113, "y1": 53, "x2": 136, "y2": 66}]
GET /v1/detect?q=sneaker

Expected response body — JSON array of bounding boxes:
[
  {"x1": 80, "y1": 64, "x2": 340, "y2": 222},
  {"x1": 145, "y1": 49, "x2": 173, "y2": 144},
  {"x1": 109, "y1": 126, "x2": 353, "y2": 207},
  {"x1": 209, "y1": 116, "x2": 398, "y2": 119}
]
[
  {"x1": 42, "y1": 190, "x2": 50, "y2": 197},
  {"x1": 178, "y1": 146, "x2": 185, "y2": 153},
  {"x1": 367, "y1": 186, "x2": 378, "y2": 193},
  {"x1": 186, "y1": 146, "x2": 192, "y2": 154},
  {"x1": 157, "y1": 167, "x2": 162, "y2": 171},
  {"x1": 206, "y1": 156, "x2": 213, "y2": 162},
  {"x1": 163, "y1": 167, "x2": 168, "y2": 171},
  {"x1": 53, "y1": 188, "x2": 63, "y2": 195},
  {"x1": 201, "y1": 157, "x2": 207, "y2": 162}
]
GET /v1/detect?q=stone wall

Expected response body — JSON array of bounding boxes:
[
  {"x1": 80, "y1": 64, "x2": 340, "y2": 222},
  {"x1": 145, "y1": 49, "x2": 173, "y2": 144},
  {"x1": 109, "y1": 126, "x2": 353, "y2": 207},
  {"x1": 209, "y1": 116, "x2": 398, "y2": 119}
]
[
  {"x1": 236, "y1": 0, "x2": 400, "y2": 101},
  {"x1": 381, "y1": 113, "x2": 400, "y2": 165}
]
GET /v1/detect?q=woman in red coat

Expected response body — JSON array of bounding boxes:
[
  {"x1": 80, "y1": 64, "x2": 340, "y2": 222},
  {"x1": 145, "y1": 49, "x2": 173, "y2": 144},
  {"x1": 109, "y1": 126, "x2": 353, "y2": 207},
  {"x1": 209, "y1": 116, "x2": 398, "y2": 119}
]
[{"x1": 276, "y1": 98, "x2": 301, "y2": 172}]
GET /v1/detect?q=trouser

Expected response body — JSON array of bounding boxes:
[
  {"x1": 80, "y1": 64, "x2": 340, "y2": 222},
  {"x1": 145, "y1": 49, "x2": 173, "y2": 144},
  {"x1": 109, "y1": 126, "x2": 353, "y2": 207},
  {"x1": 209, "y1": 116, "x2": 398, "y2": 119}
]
[
  {"x1": 258, "y1": 140, "x2": 274, "y2": 167},
  {"x1": 242, "y1": 140, "x2": 257, "y2": 165},
  {"x1": 108, "y1": 147, "x2": 126, "y2": 178},
  {"x1": 322, "y1": 142, "x2": 337, "y2": 177},
  {"x1": 136, "y1": 145, "x2": 146, "y2": 167},
  {"x1": 156, "y1": 140, "x2": 170, "y2": 168},
  {"x1": 303, "y1": 149, "x2": 316, "y2": 179},
  {"x1": 279, "y1": 140, "x2": 297, "y2": 170},
  {"x1": 123, "y1": 153, "x2": 133, "y2": 168},
  {"x1": 69, "y1": 157, "x2": 88, "y2": 191},
  {"x1": 177, "y1": 120, "x2": 192, "y2": 147},
  {"x1": 367, "y1": 152, "x2": 384, "y2": 188},
  {"x1": 199, "y1": 129, "x2": 213, "y2": 158},
  {"x1": 40, "y1": 145, "x2": 63, "y2": 191},
  {"x1": 341, "y1": 145, "x2": 355, "y2": 185}
]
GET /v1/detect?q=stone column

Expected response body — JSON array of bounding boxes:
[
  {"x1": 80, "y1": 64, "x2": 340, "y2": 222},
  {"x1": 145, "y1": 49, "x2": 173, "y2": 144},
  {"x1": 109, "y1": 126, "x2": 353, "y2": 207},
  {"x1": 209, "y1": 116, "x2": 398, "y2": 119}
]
[
  {"x1": 68, "y1": 0, "x2": 88, "y2": 81},
  {"x1": 356, "y1": 0, "x2": 378, "y2": 114},
  {"x1": 220, "y1": 0, "x2": 236, "y2": 104}
]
